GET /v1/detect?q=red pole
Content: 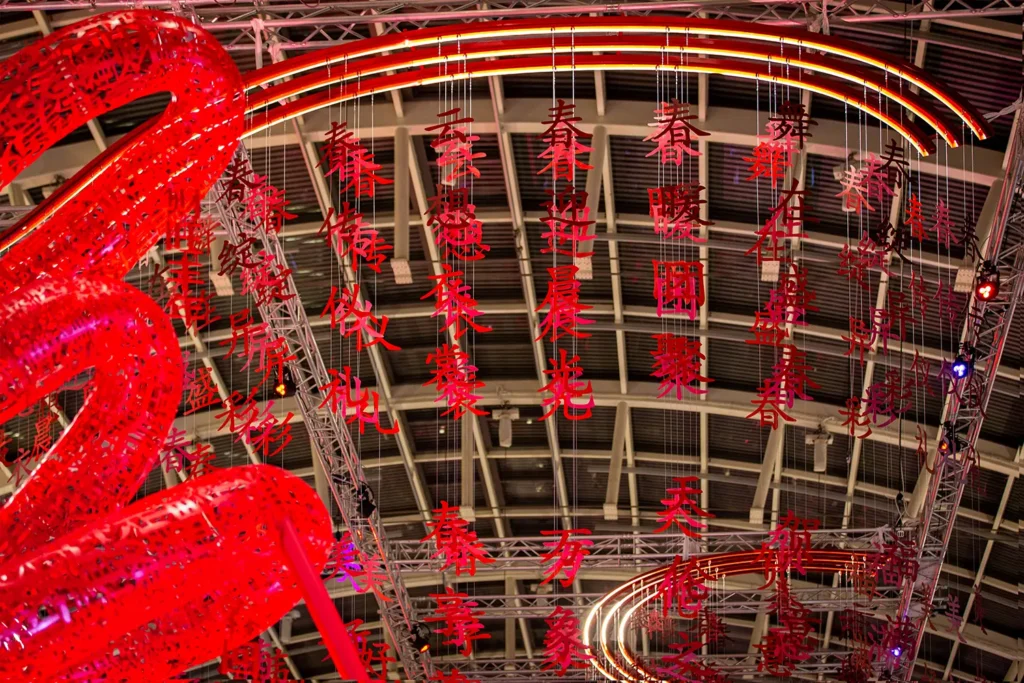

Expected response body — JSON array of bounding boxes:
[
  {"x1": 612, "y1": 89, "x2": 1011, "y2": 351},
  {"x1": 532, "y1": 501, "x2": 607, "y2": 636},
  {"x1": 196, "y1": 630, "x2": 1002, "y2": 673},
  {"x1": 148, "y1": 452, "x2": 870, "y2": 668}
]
[{"x1": 278, "y1": 517, "x2": 368, "y2": 681}]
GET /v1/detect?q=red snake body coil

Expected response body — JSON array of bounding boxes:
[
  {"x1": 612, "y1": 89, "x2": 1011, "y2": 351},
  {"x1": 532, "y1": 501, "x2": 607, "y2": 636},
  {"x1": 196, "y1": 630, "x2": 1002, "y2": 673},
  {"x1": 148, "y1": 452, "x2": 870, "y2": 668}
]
[{"x1": 0, "y1": 12, "x2": 331, "y2": 681}]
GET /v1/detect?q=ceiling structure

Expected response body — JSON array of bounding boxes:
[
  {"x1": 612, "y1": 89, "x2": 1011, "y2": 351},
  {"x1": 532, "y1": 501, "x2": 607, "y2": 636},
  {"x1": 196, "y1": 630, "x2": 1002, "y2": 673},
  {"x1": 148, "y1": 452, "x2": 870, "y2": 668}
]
[{"x1": 0, "y1": 1, "x2": 1021, "y2": 682}]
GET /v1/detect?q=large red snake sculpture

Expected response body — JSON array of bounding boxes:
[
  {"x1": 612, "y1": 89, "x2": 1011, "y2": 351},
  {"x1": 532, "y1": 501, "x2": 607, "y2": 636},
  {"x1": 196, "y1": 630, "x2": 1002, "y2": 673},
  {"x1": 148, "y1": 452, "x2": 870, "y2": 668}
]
[{"x1": 0, "y1": 12, "x2": 333, "y2": 681}]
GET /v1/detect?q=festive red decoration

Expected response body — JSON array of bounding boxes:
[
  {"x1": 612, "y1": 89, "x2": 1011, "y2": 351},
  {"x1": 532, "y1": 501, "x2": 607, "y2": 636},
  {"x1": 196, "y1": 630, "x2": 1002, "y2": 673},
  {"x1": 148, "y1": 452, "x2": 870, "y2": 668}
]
[
  {"x1": 421, "y1": 501, "x2": 494, "y2": 576},
  {"x1": 931, "y1": 199, "x2": 959, "y2": 249},
  {"x1": 541, "y1": 186, "x2": 596, "y2": 258},
  {"x1": 645, "y1": 99, "x2": 708, "y2": 164},
  {"x1": 318, "y1": 366, "x2": 399, "y2": 435},
  {"x1": 649, "y1": 183, "x2": 710, "y2": 241},
  {"x1": 536, "y1": 264, "x2": 593, "y2": 341},
  {"x1": 655, "y1": 476, "x2": 714, "y2": 537},
  {"x1": 539, "y1": 349, "x2": 595, "y2": 421},
  {"x1": 759, "y1": 511, "x2": 820, "y2": 586},
  {"x1": 840, "y1": 397, "x2": 873, "y2": 440},
  {"x1": 748, "y1": 262, "x2": 818, "y2": 346},
  {"x1": 425, "y1": 588, "x2": 490, "y2": 657},
  {"x1": 240, "y1": 250, "x2": 295, "y2": 307},
  {"x1": 430, "y1": 668, "x2": 478, "y2": 683},
  {"x1": 755, "y1": 579, "x2": 818, "y2": 677},
  {"x1": 870, "y1": 531, "x2": 919, "y2": 586},
  {"x1": 320, "y1": 120, "x2": 393, "y2": 198},
  {"x1": 768, "y1": 101, "x2": 818, "y2": 149},
  {"x1": 653, "y1": 259, "x2": 705, "y2": 319},
  {"x1": 651, "y1": 333, "x2": 711, "y2": 398},
  {"x1": 697, "y1": 607, "x2": 728, "y2": 647},
  {"x1": 541, "y1": 606, "x2": 593, "y2": 675},
  {"x1": 836, "y1": 165, "x2": 873, "y2": 214},
  {"x1": 658, "y1": 555, "x2": 714, "y2": 618},
  {"x1": 425, "y1": 343, "x2": 486, "y2": 418},
  {"x1": 744, "y1": 137, "x2": 792, "y2": 188},
  {"x1": 905, "y1": 192, "x2": 927, "y2": 241},
  {"x1": 320, "y1": 203, "x2": 392, "y2": 273},
  {"x1": 540, "y1": 528, "x2": 594, "y2": 587},
  {"x1": 428, "y1": 107, "x2": 485, "y2": 185},
  {"x1": 243, "y1": 173, "x2": 296, "y2": 235},
  {"x1": 537, "y1": 99, "x2": 593, "y2": 181},
  {"x1": 322, "y1": 284, "x2": 399, "y2": 352},
  {"x1": 424, "y1": 263, "x2": 492, "y2": 338},
  {"x1": 0, "y1": 13, "x2": 336, "y2": 681},
  {"x1": 862, "y1": 369, "x2": 911, "y2": 428},
  {"x1": 838, "y1": 233, "x2": 888, "y2": 291},
  {"x1": 747, "y1": 345, "x2": 820, "y2": 429},
  {"x1": 427, "y1": 187, "x2": 489, "y2": 261},
  {"x1": 746, "y1": 180, "x2": 810, "y2": 265}
]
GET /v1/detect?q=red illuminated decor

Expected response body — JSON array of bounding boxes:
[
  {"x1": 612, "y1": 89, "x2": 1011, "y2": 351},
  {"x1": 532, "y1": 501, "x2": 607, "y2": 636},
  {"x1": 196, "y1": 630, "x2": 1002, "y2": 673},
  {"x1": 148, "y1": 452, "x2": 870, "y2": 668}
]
[
  {"x1": 756, "y1": 578, "x2": 818, "y2": 676},
  {"x1": 421, "y1": 501, "x2": 494, "y2": 576},
  {"x1": 655, "y1": 476, "x2": 714, "y2": 537},
  {"x1": 837, "y1": 165, "x2": 873, "y2": 214},
  {"x1": 319, "y1": 366, "x2": 399, "y2": 435},
  {"x1": 0, "y1": 12, "x2": 337, "y2": 682},
  {"x1": 540, "y1": 528, "x2": 594, "y2": 587},
  {"x1": 658, "y1": 555, "x2": 714, "y2": 618},
  {"x1": 320, "y1": 203, "x2": 392, "y2": 273},
  {"x1": 322, "y1": 284, "x2": 400, "y2": 352},
  {"x1": 539, "y1": 349, "x2": 595, "y2": 421},
  {"x1": 425, "y1": 344, "x2": 486, "y2": 419},
  {"x1": 541, "y1": 186, "x2": 596, "y2": 258},
  {"x1": 747, "y1": 180, "x2": 810, "y2": 265},
  {"x1": 427, "y1": 108, "x2": 490, "y2": 261},
  {"x1": 651, "y1": 333, "x2": 711, "y2": 398},
  {"x1": 536, "y1": 264, "x2": 594, "y2": 341},
  {"x1": 424, "y1": 263, "x2": 493, "y2": 338},
  {"x1": 430, "y1": 668, "x2": 478, "y2": 683},
  {"x1": 649, "y1": 183, "x2": 711, "y2": 241},
  {"x1": 542, "y1": 606, "x2": 593, "y2": 675},
  {"x1": 653, "y1": 259, "x2": 705, "y2": 319},
  {"x1": 748, "y1": 345, "x2": 820, "y2": 429},
  {"x1": 426, "y1": 588, "x2": 490, "y2": 657},
  {"x1": 538, "y1": 99, "x2": 593, "y2": 181},
  {"x1": 645, "y1": 99, "x2": 708, "y2": 163},
  {"x1": 320, "y1": 120, "x2": 393, "y2": 198}
]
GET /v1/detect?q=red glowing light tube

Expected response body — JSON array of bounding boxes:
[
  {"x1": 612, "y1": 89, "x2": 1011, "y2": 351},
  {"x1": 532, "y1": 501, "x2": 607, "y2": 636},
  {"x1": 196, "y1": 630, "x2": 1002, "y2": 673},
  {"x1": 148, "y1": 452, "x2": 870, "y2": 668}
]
[
  {"x1": 245, "y1": 54, "x2": 938, "y2": 156},
  {"x1": 582, "y1": 549, "x2": 870, "y2": 681},
  {"x1": 243, "y1": 16, "x2": 990, "y2": 143},
  {"x1": 0, "y1": 11, "x2": 340, "y2": 681},
  {"x1": 246, "y1": 35, "x2": 960, "y2": 148}
]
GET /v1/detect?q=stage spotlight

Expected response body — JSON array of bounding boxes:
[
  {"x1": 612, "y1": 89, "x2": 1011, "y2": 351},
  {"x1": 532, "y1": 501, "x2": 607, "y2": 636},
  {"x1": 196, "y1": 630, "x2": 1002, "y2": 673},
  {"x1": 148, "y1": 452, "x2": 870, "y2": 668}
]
[
  {"x1": 890, "y1": 646, "x2": 902, "y2": 658},
  {"x1": 950, "y1": 350, "x2": 974, "y2": 380},
  {"x1": 974, "y1": 262, "x2": 1000, "y2": 301},
  {"x1": 937, "y1": 423, "x2": 960, "y2": 457},
  {"x1": 357, "y1": 482, "x2": 377, "y2": 518},
  {"x1": 274, "y1": 369, "x2": 296, "y2": 397},
  {"x1": 411, "y1": 623, "x2": 432, "y2": 653}
]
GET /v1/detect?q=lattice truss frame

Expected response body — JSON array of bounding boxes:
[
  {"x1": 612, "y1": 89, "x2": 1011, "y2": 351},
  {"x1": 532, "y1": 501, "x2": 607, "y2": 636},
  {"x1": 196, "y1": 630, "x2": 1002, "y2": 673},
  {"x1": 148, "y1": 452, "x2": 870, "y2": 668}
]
[{"x1": 0, "y1": 2, "x2": 1020, "y2": 682}]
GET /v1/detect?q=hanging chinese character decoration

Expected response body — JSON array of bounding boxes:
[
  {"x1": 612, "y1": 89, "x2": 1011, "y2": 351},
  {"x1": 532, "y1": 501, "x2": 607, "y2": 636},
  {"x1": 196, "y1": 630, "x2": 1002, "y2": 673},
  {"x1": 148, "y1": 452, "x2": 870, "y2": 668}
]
[
  {"x1": 425, "y1": 344, "x2": 485, "y2": 419},
  {"x1": 421, "y1": 501, "x2": 494, "y2": 576},
  {"x1": 425, "y1": 588, "x2": 490, "y2": 657},
  {"x1": 542, "y1": 606, "x2": 594, "y2": 675},
  {"x1": 538, "y1": 99, "x2": 593, "y2": 181},
  {"x1": 320, "y1": 120, "x2": 393, "y2": 198},
  {"x1": 540, "y1": 528, "x2": 594, "y2": 587},
  {"x1": 650, "y1": 333, "x2": 711, "y2": 399},
  {"x1": 645, "y1": 99, "x2": 708, "y2": 163},
  {"x1": 653, "y1": 259, "x2": 705, "y2": 319},
  {"x1": 655, "y1": 476, "x2": 714, "y2": 537},
  {"x1": 648, "y1": 183, "x2": 711, "y2": 242}
]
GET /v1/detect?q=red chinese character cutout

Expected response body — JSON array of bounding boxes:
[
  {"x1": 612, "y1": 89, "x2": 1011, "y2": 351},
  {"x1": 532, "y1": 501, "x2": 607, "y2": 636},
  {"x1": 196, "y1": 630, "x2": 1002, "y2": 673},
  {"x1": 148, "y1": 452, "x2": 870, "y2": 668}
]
[
  {"x1": 426, "y1": 187, "x2": 489, "y2": 261},
  {"x1": 658, "y1": 555, "x2": 714, "y2": 618},
  {"x1": 748, "y1": 346, "x2": 820, "y2": 429},
  {"x1": 421, "y1": 500, "x2": 494, "y2": 576},
  {"x1": 653, "y1": 260, "x2": 705, "y2": 319},
  {"x1": 655, "y1": 476, "x2": 713, "y2": 537},
  {"x1": 540, "y1": 528, "x2": 593, "y2": 587},
  {"x1": 540, "y1": 185, "x2": 595, "y2": 258},
  {"x1": 905, "y1": 193, "x2": 927, "y2": 241},
  {"x1": 320, "y1": 121, "x2": 393, "y2": 198},
  {"x1": 837, "y1": 165, "x2": 873, "y2": 214},
  {"x1": 746, "y1": 180, "x2": 810, "y2": 264},
  {"x1": 648, "y1": 183, "x2": 710, "y2": 242},
  {"x1": 768, "y1": 101, "x2": 817, "y2": 149},
  {"x1": 320, "y1": 203, "x2": 392, "y2": 273},
  {"x1": 651, "y1": 333, "x2": 711, "y2": 399},
  {"x1": 541, "y1": 606, "x2": 593, "y2": 675},
  {"x1": 644, "y1": 99, "x2": 708, "y2": 164},
  {"x1": 931, "y1": 199, "x2": 959, "y2": 249},
  {"x1": 538, "y1": 99, "x2": 593, "y2": 181},
  {"x1": 425, "y1": 343, "x2": 485, "y2": 419},
  {"x1": 536, "y1": 264, "x2": 593, "y2": 341},
  {"x1": 840, "y1": 397, "x2": 873, "y2": 440},
  {"x1": 427, "y1": 107, "x2": 485, "y2": 185},
  {"x1": 425, "y1": 588, "x2": 490, "y2": 657},
  {"x1": 423, "y1": 263, "x2": 492, "y2": 338},
  {"x1": 321, "y1": 284, "x2": 399, "y2": 352},
  {"x1": 539, "y1": 349, "x2": 594, "y2": 421}
]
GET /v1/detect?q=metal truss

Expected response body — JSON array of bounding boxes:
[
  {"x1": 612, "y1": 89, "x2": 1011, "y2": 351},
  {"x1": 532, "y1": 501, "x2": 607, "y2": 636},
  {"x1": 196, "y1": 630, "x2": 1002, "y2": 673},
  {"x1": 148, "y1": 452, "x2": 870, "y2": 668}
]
[
  {"x1": 407, "y1": 584, "x2": 907, "y2": 618},
  {"x1": 204, "y1": 145, "x2": 435, "y2": 681},
  {"x1": 385, "y1": 527, "x2": 884, "y2": 572},
  {"x1": 452, "y1": 651, "x2": 857, "y2": 679},
  {"x1": 894, "y1": 122, "x2": 1024, "y2": 679}
]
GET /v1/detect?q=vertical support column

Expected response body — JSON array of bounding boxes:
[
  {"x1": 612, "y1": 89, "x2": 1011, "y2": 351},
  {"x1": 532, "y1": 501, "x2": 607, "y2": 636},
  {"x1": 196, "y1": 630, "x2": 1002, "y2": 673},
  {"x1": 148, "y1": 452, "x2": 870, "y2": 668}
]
[
  {"x1": 392, "y1": 126, "x2": 413, "y2": 285},
  {"x1": 604, "y1": 401, "x2": 628, "y2": 520},
  {"x1": 460, "y1": 414, "x2": 476, "y2": 522}
]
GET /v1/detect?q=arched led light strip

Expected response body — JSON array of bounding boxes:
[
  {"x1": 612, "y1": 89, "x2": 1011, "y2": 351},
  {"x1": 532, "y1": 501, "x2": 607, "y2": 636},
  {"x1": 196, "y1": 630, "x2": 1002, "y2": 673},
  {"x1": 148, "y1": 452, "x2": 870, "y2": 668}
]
[
  {"x1": 581, "y1": 549, "x2": 870, "y2": 682},
  {"x1": 245, "y1": 36, "x2": 959, "y2": 148},
  {"x1": 244, "y1": 54, "x2": 937, "y2": 156},
  {"x1": 244, "y1": 16, "x2": 989, "y2": 142}
]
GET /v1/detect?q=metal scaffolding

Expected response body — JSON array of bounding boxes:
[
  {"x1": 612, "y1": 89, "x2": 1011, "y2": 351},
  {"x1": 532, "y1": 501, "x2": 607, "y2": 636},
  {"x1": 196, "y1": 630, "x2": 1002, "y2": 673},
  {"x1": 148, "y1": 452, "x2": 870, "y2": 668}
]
[{"x1": 205, "y1": 145, "x2": 436, "y2": 680}]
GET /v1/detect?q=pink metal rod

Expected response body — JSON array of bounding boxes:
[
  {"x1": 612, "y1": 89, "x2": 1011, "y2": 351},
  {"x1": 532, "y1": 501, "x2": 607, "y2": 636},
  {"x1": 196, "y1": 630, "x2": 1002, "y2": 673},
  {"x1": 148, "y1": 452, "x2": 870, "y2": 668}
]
[{"x1": 279, "y1": 516, "x2": 369, "y2": 681}]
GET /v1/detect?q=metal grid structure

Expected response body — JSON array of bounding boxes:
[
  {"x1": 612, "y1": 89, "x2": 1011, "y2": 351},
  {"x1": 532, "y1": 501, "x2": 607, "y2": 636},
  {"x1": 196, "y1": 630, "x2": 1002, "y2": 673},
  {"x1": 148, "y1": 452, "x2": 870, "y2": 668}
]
[{"x1": 0, "y1": 1, "x2": 1020, "y2": 681}]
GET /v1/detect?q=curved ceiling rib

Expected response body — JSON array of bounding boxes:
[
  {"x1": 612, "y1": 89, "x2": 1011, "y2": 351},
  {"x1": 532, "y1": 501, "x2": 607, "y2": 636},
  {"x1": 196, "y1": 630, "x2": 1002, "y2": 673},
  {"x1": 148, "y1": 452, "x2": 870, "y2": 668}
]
[
  {"x1": 243, "y1": 16, "x2": 991, "y2": 144},
  {"x1": 245, "y1": 36, "x2": 960, "y2": 148},
  {"x1": 243, "y1": 54, "x2": 938, "y2": 155}
]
